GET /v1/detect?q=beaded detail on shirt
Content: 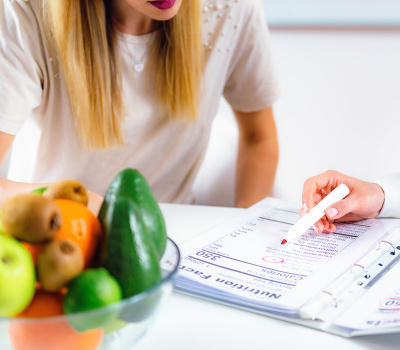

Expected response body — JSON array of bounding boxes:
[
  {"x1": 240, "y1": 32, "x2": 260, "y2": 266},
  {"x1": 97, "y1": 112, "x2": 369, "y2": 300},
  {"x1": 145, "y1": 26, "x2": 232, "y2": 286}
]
[{"x1": 202, "y1": 0, "x2": 241, "y2": 52}]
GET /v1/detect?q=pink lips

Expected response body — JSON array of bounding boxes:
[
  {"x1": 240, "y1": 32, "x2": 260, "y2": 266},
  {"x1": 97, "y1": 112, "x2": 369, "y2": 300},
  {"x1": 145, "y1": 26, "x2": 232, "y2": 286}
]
[{"x1": 149, "y1": 0, "x2": 176, "y2": 10}]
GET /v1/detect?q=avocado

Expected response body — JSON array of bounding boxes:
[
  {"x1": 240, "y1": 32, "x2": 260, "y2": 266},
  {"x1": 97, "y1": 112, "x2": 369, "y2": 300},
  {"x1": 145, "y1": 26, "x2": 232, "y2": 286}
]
[
  {"x1": 101, "y1": 197, "x2": 162, "y2": 298},
  {"x1": 98, "y1": 168, "x2": 167, "y2": 259}
]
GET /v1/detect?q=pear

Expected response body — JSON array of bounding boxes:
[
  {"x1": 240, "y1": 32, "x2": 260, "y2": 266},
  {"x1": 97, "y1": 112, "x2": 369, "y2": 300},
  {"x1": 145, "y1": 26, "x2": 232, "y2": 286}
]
[
  {"x1": 37, "y1": 239, "x2": 84, "y2": 292},
  {"x1": 44, "y1": 179, "x2": 89, "y2": 206},
  {"x1": 1, "y1": 193, "x2": 62, "y2": 244}
]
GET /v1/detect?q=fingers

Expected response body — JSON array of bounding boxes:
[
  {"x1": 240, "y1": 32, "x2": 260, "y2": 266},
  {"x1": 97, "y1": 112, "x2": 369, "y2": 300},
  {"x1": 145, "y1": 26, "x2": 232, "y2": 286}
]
[
  {"x1": 299, "y1": 200, "x2": 337, "y2": 234},
  {"x1": 299, "y1": 169, "x2": 384, "y2": 234},
  {"x1": 87, "y1": 191, "x2": 104, "y2": 216},
  {"x1": 299, "y1": 202, "x2": 308, "y2": 217},
  {"x1": 302, "y1": 170, "x2": 343, "y2": 210},
  {"x1": 315, "y1": 180, "x2": 384, "y2": 223},
  {"x1": 301, "y1": 170, "x2": 356, "y2": 234},
  {"x1": 302, "y1": 170, "x2": 357, "y2": 217},
  {"x1": 312, "y1": 218, "x2": 336, "y2": 234},
  {"x1": 324, "y1": 199, "x2": 349, "y2": 221}
]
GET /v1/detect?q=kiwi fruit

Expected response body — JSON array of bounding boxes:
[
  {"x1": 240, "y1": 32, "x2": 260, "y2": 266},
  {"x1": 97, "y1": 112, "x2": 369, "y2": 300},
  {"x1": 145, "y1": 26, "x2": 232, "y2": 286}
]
[
  {"x1": 44, "y1": 179, "x2": 89, "y2": 206},
  {"x1": 1, "y1": 193, "x2": 62, "y2": 244},
  {"x1": 37, "y1": 239, "x2": 84, "y2": 292}
]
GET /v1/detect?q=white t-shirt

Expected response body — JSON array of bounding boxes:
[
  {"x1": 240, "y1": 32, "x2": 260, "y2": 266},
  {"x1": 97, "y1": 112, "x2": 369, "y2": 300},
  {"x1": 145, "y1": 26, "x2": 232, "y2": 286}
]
[
  {"x1": 0, "y1": 0, "x2": 280, "y2": 203},
  {"x1": 376, "y1": 174, "x2": 400, "y2": 218}
]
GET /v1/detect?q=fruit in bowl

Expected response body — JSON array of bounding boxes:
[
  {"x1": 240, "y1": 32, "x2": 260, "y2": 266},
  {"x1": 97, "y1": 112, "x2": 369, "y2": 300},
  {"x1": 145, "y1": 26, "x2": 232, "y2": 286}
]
[
  {"x1": 0, "y1": 234, "x2": 36, "y2": 317},
  {"x1": 0, "y1": 169, "x2": 181, "y2": 350}
]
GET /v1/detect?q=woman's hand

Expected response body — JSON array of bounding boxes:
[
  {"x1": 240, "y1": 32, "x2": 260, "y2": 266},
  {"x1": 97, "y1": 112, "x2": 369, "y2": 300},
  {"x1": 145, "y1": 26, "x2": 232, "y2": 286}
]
[
  {"x1": 0, "y1": 179, "x2": 41, "y2": 208},
  {"x1": 300, "y1": 170, "x2": 385, "y2": 233},
  {"x1": 1, "y1": 178, "x2": 104, "y2": 216},
  {"x1": 87, "y1": 190, "x2": 104, "y2": 216}
]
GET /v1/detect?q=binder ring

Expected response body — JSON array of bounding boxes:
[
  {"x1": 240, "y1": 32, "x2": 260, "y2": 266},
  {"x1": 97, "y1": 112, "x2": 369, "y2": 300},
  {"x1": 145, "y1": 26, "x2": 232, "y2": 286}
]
[
  {"x1": 321, "y1": 291, "x2": 337, "y2": 308},
  {"x1": 353, "y1": 264, "x2": 370, "y2": 279},
  {"x1": 381, "y1": 240, "x2": 396, "y2": 255}
]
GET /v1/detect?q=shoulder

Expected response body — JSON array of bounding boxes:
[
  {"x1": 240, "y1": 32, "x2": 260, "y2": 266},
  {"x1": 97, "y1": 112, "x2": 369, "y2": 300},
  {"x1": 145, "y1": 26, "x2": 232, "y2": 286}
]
[
  {"x1": 201, "y1": 0, "x2": 262, "y2": 10},
  {"x1": 0, "y1": 0, "x2": 41, "y2": 36},
  {"x1": 201, "y1": 0, "x2": 263, "y2": 19},
  {"x1": 200, "y1": 0, "x2": 265, "y2": 38},
  {"x1": 0, "y1": 0, "x2": 43, "y2": 54},
  {"x1": 201, "y1": 0, "x2": 267, "y2": 49},
  {"x1": 1, "y1": 0, "x2": 40, "y2": 21}
]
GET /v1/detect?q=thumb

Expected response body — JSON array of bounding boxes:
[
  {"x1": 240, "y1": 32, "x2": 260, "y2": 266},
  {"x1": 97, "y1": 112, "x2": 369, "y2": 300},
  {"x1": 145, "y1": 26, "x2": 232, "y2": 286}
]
[{"x1": 324, "y1": 198, "x2": 351, "y2": 221}]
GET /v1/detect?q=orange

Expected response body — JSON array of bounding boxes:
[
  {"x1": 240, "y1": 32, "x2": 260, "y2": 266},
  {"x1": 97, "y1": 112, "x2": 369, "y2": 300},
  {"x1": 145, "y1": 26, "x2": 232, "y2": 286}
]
[
  {"x1": 9, "y1": 289, "x2": 104, "y2": 350},
  {"x1": 24, "y1": 199, "x2": 103, "y2": 267},
  {"x1": 22, "y1": 242, "x2": 44, "y2": 266},
  {"x1": 16, "y1": 289, "x2": 64, "y2": 318},
  {"x1": 53, "y1": 199, "x2": 103, "y2": 267}
]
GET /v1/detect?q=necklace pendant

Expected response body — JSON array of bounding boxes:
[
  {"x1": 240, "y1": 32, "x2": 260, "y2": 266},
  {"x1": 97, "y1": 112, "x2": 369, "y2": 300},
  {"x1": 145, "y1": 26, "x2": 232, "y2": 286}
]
[{"x1": 133, "y1": 62, "x2": 144, "y2": 73}]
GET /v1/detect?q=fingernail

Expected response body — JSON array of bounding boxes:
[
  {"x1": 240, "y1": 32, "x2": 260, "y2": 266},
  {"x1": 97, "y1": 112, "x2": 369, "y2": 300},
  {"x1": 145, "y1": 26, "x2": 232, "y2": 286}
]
[
  {"x1": 326, "y1": 208, "x2": 338, "y2": 217},
  {"x1": 303, "y1": 202, "x2": 309, "y2": 213},
  {"x1": 312, "y1": 225, "x2": 317, "y2": 232}
]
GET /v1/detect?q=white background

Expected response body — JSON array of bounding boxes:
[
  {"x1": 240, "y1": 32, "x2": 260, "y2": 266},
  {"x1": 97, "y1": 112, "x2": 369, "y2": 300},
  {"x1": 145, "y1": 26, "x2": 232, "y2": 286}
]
[
  {"x1": 262, "y1": 0, "x2": 400, "y2": 27},
  {"x1": 193, "y1": 27, "x2": 400, "y2": 206}
]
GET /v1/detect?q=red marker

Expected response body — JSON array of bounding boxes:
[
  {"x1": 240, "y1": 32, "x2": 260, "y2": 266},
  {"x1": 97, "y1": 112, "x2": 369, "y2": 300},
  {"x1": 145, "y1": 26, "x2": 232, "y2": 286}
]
[{"x1": 280, "y1": 184, "x2": 350, "y2": 244}]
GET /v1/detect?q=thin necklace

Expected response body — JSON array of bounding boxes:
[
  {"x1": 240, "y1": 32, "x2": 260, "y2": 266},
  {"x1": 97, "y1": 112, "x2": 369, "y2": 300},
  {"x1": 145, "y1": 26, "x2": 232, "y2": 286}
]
[{"x1": 126, "y1": 41, "x2": 150, "y2": 73}]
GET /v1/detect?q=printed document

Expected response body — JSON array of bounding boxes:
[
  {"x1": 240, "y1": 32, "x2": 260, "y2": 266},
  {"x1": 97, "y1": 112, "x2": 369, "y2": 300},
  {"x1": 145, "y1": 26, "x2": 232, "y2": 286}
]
[
  {"x1": 174, "y1": 198, "x2": 399, "y2": 315},
  {"x1": 334, "y1": 260, "x2": 400, "y2": 334}
]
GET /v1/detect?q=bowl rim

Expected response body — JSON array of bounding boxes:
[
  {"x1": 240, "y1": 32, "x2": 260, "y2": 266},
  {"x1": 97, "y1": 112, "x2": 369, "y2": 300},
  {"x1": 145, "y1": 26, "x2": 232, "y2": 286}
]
[{"x1": 1, "y1": 237, "x2": 181, "y2": 324}]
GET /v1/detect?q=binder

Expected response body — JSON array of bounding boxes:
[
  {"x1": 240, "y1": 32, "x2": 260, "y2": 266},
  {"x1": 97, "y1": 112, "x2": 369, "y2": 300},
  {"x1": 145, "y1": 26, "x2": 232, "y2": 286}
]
[{"x1": 165, "y1": 197, "x2": 400, "y2": 337}]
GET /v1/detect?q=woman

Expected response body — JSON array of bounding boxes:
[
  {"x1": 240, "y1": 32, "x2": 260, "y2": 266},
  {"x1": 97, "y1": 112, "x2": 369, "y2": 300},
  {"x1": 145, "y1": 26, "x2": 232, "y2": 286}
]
[
  {"x1": 300, "y1": 170, "x2": 400, "y2": 233},
  {"x1": 0, "y1": 0, "x2": 280, "y2": 213}
]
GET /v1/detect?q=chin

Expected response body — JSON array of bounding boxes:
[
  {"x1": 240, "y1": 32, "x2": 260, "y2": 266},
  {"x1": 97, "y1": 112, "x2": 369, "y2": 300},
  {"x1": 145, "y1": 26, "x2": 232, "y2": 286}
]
[{"x1": 153, "y1": 12, "x2": 179, "y2": 21}]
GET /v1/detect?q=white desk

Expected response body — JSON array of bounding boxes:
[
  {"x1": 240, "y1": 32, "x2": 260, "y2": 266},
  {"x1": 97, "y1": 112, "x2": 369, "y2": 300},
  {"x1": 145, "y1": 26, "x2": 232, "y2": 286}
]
[{"x1": 135, "y1": 203, "x2": 400, "y2": 350}]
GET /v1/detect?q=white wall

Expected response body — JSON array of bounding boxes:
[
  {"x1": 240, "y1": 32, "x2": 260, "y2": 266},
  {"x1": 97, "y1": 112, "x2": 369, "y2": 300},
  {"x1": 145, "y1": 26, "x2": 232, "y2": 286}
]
[
  {"x1": 193, "y1": 28, "x2": 400, "y2": 207},
  {"x1": 261, "y1": 0, "x2": 400, "y2": 27}
]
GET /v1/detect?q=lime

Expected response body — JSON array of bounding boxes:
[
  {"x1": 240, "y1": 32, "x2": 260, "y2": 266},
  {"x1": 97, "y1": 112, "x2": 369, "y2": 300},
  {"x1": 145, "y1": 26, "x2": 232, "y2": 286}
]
[{"x1": 63, "y1": 267, "x2": 122, "y2": 332}]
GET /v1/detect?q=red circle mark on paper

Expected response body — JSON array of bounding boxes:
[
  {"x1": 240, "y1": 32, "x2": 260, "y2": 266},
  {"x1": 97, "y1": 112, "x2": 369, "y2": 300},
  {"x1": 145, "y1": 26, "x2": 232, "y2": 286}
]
[{"x1": 262, "y1": 256, "x2": 284, "y2": 263}]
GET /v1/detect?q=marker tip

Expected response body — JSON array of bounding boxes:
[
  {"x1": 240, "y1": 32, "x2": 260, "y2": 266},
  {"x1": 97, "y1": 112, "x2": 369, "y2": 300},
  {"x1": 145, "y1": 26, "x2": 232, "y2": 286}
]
[{"x1": 281, "y1": 239, "x2": 287, "y2": 245}]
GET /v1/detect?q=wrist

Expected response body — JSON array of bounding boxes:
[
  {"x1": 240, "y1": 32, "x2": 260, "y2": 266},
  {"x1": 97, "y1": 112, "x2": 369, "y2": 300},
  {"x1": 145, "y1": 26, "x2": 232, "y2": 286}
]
[{"x1": 373, "y1": 183, "x2": 385, "y2": 217}]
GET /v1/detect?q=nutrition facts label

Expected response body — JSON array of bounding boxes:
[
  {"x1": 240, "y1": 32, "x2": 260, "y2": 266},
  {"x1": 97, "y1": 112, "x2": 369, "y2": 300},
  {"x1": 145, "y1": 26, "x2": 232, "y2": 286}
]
[{"x1": 175, "y1": 198, "x2": 391, "y2": 312}]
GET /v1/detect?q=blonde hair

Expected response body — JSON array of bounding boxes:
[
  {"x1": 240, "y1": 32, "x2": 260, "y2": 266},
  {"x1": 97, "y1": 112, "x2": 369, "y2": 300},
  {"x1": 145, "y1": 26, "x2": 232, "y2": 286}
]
[{"x1": 41, "y1": 0, "x2": 202, "y2": 151}]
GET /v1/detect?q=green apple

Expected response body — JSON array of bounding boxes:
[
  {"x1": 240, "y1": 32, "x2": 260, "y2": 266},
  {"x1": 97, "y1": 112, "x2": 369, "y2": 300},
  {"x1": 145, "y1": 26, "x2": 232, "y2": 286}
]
[{"x1": 0, "y1": 233, "x2": 36, "y2": 316}]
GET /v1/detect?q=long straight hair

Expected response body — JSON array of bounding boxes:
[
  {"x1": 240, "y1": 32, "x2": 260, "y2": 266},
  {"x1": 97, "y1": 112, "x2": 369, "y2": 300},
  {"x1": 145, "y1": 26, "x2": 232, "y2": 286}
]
[{"x1": 41, "y1": 0, "x2": 202, "y2": 150}]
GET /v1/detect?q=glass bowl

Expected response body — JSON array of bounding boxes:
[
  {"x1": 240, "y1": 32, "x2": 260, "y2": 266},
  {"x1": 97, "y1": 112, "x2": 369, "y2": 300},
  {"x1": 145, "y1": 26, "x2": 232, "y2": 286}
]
[{"x1": 0, "y1": 238, "x2": 180, "y2": 350}]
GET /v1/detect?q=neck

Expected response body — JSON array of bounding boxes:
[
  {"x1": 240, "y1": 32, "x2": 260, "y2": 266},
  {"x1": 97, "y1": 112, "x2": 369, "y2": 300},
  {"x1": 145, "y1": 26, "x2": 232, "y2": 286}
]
[{"x1": 111, "y1": 1, "x2": 158, "y2": 35}]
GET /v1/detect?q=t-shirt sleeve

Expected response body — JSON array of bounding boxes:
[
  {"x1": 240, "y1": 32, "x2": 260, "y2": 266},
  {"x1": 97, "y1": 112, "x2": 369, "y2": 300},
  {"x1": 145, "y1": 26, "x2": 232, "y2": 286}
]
[
  {"x1": 0, "y1": 0, "x2": 43, "y2": 135},
  {"x1": 223, "y1": 0, "x2": 281, "y2": 112},
  {"x1": 375, "y1": 173, "x2": 400, "y2": 218}
]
